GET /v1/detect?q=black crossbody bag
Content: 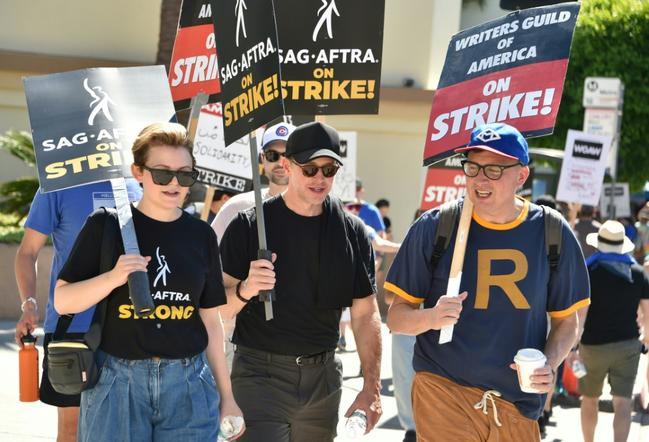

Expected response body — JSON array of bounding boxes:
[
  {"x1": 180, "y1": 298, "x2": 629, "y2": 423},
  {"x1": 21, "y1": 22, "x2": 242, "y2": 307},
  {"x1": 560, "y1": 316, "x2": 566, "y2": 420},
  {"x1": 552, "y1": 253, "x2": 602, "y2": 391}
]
[{"x1": 47, "y1": 208, "x2": 118, "y2": 395}]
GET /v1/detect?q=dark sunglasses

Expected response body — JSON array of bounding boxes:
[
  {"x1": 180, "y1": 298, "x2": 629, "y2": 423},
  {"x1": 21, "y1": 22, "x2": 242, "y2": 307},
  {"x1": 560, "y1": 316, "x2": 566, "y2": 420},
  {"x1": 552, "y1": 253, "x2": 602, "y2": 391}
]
[
  {"x1": 461, "y1": 159, "x2": 521, "y2": 180},
  {"x1": 290, "y1": 159, "x2": 339, "y2": 178},
  {"x1": 345, "y1": 203, "x2": 362, "y2": 212},
  {"x1": 262, "y1": 149, "x2": 285, "y2": 162},
  {"x1": 141, "y1": 165, "x2": 198, "y2": 187}
]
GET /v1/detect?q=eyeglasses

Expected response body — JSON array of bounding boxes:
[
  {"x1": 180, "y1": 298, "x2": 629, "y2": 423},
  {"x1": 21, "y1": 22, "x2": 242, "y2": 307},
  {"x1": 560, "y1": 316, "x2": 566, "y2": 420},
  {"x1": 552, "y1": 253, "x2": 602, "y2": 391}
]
[
  {"x1": 461, "y1": 160, "x2": 521, "y2": 180},
  {"x1": 290, "y1": 159, "x2": 339, "y2": 178},
  {"x1": 141, "y1": 165, "x2": 198, "y2": 187},
  {"x1": 263, "y1": 149, "x2": 285, "y2": 162}
]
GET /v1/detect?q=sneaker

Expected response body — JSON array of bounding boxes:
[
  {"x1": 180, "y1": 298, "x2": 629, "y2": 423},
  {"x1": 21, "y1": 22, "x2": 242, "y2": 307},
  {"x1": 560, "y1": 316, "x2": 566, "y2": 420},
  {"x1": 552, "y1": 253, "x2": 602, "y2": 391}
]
[{"x1": 403, "y1": 430, "x2": 416, "y2": 442}]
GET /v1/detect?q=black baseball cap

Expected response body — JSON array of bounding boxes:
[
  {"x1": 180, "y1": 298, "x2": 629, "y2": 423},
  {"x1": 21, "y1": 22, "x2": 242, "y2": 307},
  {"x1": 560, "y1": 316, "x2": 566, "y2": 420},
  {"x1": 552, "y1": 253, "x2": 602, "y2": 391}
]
[{"x1": 285, "y1": 122, "x2": 343, "y2": 164}]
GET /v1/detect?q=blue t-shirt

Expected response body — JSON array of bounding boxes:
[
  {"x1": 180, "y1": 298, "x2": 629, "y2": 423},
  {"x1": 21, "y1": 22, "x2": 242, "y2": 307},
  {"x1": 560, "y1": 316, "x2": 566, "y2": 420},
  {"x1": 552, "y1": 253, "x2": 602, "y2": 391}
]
[
  {"x1": 25, "y1": 181, "x2": 142, "y2": 333},
  {"x1": 385, "y1": 199, "x2": 590, "y2": 420},
  {"x1": 358, "y1": 202, "x2": 385, "y2": 233}
]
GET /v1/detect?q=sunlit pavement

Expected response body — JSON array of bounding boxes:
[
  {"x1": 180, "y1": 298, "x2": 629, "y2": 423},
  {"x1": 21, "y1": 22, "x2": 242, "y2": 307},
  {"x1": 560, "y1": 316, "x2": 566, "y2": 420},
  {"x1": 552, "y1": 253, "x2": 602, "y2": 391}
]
[{"x1": 1, "y1": 321, "x2": 647, "y2": 441}]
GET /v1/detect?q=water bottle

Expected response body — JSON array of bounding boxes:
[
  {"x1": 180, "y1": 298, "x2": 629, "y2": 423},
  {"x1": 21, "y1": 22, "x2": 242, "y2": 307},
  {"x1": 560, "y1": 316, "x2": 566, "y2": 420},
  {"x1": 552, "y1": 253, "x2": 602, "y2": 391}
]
[
  {"x1": 572, "y1": 359, "x2": 587, "y2": 379},
  {"x1": 345, "y1": 410, "x2": 367, "y2": 439},
  {"x1": 217, "y1": 415, "x2": 244, "y2": 441},
  {"x1": 19, "y1": 334, "x2": 39, "y2": 402}
]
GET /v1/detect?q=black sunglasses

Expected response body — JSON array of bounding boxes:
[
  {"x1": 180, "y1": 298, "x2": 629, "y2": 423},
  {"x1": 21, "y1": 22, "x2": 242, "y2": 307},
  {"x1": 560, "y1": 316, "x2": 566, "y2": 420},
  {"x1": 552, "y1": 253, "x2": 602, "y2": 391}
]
[
  {"x1": 290, "y1": 159, "x2": 339, "y2": 178},
  {"x1": 263, "y1": 149, "x2": 285, "y2": 163},
  {"x1": 141, "y1": 165, "x2": 198, "y2": 187},
  {"x1": 460, "y1": 159, "x2": 521, "y2": 180}
]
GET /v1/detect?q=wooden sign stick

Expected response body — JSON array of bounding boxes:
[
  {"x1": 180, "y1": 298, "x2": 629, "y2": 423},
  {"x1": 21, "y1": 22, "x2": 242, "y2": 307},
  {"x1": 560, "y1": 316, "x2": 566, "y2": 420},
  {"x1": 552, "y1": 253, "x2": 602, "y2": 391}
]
[{"x1": 438, "y1": 197, "x2": 473, "y2": 344}]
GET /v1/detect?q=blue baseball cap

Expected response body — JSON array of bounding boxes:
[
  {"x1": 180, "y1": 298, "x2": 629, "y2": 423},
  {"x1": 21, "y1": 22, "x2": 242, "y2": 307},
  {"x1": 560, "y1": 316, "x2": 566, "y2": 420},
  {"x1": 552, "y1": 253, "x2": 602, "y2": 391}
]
[{"x1": 455, "y1": 123, "x2": 529, "y2": 166}]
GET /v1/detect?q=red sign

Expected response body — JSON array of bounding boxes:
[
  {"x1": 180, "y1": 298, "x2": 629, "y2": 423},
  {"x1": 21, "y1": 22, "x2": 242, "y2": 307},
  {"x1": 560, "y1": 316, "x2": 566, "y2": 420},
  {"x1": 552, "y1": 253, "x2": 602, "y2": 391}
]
[
  {"x1": 168, "y1": 1, "x2": 222, "y2": 110},
  {"x1": 420, "y1": 167, "x2": 467, "y2": 211}
]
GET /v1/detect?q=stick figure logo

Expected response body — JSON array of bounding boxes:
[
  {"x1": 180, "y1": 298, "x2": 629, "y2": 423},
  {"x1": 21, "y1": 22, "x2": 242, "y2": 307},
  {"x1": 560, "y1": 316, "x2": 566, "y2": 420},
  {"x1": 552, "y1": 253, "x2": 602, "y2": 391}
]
[
  {"x1": 83, "y1": 78, "x2": 117, "y2": 126},
  {"x1": 235, "y1": 0, "x2": 248, "y2": 47},
  {"x1": 312, "y1": 0, "x2": 340, "y2": 42},
  {"x1": 153, "y1": 247, "x2": 172, "y2": 287}
]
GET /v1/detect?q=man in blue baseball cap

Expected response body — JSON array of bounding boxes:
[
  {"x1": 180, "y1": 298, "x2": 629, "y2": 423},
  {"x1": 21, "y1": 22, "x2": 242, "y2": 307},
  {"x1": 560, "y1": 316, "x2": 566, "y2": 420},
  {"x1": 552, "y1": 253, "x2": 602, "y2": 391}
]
[{"x1": 386, "y1": 123, "x2": 590, "y2": 441}]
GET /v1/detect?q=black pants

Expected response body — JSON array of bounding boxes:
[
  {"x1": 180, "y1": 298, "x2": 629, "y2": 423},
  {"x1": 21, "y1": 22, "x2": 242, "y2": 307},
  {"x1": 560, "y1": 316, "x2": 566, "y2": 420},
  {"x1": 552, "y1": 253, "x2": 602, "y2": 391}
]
[{"x1": 232, "y1": 346, "x2": 343, "y2": 442}]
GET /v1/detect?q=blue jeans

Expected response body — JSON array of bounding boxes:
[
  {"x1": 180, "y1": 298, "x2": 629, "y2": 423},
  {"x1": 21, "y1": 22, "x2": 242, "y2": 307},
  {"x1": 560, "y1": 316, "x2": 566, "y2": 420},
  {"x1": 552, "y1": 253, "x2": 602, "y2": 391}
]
[
  {"x1": 392, "y1": 333, "x2": 416, "y2": 431},
  {"x1": 78, "y1": 351, "x2": 219, "y2": 442}
]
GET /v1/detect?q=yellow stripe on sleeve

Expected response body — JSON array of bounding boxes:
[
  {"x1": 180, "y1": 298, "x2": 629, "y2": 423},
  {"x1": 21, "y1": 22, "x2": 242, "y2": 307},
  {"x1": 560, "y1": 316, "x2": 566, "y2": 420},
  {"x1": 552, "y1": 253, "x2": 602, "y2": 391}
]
[
  {"x1": 384, "y1": 282, "x2": 425, "y2": 304},
  {"x1": 548, "y1": 298, "x2": 591, "y2": 318}
]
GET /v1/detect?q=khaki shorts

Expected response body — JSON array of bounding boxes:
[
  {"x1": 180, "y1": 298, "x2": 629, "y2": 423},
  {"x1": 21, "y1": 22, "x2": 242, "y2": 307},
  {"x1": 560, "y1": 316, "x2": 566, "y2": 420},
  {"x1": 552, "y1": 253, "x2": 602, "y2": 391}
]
[
  {"x1": 578, "y1": 339, "x2": 642, "y2": 398},
  {"x1": 412, "y1": 372, "x2": 540, "y2": 442}
]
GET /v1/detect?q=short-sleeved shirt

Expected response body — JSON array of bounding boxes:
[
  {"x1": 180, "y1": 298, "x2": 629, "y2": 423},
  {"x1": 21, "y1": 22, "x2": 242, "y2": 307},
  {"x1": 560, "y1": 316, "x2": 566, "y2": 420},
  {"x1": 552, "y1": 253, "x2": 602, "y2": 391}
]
[
  {"x1": 58, "y1": 206, "x2": 226, "y2": 359},
  {"x1": 359, "y1": 201, "x2": 385, "y2": 233},
  {"x1": 220, "y1": 195, "x2": 376, "y2": 355},
  {"x1": 25, "y1": 181, "x2": 141, "y2": 333},
  {"x1": 581, "y1": 262, "x2": 649, "y2": 345},
  {"x1": 385, "y1": 199, "x2": 590, "y2": 420},
  {"x1": 211, "y1": 188, "x2": 270, "y2": 243}
]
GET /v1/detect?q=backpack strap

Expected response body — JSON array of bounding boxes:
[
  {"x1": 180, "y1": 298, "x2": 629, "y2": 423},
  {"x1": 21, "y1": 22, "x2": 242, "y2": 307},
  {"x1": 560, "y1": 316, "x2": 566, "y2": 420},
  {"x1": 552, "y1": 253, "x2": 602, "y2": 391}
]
[
  {"x1": 430, "y1": 200, "x2": 461, "y2": 270},
  {"x1": 53, "y1": 207, "x2": 119, "y2": 346},
  {"x1": 542, "y1": 205, "x2": 563, "y2": 271}
]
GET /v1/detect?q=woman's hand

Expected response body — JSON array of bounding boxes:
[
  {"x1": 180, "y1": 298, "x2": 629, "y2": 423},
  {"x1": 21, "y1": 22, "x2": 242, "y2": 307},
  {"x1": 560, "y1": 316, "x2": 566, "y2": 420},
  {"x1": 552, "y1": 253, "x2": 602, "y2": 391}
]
[
  {"x1": 107, "y1": 254, "x2": 151, "y2": 287},
  {"x1": 219, "y1": 396, "x2": 245, "y2": 440}
]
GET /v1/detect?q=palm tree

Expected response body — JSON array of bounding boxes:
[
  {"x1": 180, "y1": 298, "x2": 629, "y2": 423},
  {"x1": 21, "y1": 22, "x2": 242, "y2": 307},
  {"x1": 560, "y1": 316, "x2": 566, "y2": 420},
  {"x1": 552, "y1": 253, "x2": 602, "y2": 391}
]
[{"x1": 0, "y1": 130, "x2": 39, "y2": 225}]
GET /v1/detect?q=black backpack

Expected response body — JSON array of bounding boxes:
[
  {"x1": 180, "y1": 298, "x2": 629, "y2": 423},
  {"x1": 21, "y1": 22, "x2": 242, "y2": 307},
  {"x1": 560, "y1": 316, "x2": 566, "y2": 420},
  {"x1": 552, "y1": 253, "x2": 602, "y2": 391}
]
[{"x1": 430, "y1": 200, "x2": 564, "y2": 272}]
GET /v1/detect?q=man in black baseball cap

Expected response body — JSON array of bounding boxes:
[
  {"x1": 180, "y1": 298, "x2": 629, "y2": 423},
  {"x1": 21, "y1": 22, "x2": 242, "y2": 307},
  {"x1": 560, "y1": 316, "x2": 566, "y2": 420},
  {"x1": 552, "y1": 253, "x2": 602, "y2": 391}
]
[{"x1": 219, "y1": 121, "x2": 383, "y2": 441}]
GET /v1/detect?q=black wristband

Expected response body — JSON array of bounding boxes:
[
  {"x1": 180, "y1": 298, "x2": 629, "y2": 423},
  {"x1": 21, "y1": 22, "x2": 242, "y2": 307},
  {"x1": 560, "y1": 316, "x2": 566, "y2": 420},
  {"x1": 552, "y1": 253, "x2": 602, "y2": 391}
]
[{"x1": 235, "y1": 280, "x2": 251, "y2": 303}]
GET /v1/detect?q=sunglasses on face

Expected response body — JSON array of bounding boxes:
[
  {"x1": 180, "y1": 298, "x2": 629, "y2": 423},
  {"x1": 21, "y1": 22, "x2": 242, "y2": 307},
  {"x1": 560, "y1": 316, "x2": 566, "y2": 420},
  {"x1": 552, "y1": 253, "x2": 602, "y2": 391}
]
[
  {"x1": 461, "y1": 159, "x2": 521, "y2": 180},
  {"x1": 141, "y1": 165, "x2": 198, "y2": 187},
  {"x1": 290, "y1": 159, "x2": 339, "y2": 178},
  {"x1": 263, "y1": 149, "x2": 285, "y2": 163}
]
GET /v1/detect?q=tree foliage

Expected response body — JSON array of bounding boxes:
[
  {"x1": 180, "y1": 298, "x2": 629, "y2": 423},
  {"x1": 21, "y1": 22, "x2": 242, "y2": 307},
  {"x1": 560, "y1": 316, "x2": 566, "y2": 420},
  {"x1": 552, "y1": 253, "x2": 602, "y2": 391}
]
[
  {"x1": 534, "y1": 0, "x2": 649, "y2": 191},
  {"x1": 0, "y1": 130, "x2": 38, "y2": 224}
]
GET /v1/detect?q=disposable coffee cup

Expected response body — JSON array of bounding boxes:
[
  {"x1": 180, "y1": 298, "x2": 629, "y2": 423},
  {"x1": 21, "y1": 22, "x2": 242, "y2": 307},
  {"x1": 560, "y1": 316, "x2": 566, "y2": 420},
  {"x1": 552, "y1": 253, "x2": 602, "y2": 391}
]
[{"x1": 514, "y1": 348, "x2": 547, "y2": 393}]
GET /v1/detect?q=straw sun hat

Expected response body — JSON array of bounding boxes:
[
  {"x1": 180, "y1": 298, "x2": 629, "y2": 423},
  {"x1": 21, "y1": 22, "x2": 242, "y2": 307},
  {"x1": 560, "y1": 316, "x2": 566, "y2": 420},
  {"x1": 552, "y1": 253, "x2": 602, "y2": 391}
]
[{"x1": 586, "y1": 220, "x2": 635, "y2": 254}]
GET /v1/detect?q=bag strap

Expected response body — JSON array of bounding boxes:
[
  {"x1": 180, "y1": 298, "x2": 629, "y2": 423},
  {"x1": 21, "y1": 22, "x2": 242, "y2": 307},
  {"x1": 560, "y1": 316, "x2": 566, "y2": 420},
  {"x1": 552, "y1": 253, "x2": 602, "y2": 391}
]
[
  {"x1": 430, "y1": 200, "x2": 461, "y2": 271},
  {"x1": 542, "y1": 205, "x2": 563, "y2": 271},
  {"x1": 53, "y1": 207, "x2": 118, "y2": 346}
]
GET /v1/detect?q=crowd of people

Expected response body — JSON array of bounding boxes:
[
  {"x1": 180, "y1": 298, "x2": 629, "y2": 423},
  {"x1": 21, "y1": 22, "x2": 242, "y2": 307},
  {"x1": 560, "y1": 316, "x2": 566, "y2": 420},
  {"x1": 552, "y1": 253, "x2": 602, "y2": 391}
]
[{"x1": 13, "y1": 120, "x2": 649, "y2": 442}]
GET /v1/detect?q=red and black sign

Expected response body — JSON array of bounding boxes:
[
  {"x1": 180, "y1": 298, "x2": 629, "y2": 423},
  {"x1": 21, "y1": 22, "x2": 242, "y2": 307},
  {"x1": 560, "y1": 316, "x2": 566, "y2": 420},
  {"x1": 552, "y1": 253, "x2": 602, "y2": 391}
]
[
  {"x1": 274, "y1": 0, "x2": 384, "y2": 115},
  {"x1": 423, "y1": 3, "x2": 580, "y2": 166},
  {"x1": 169, "y1": 0, "x2": 222, "y2": 111},
  {"x1": 420, "y1": 157, "x2": 467, "y2": 211},
  {"x1": 211, "y1": 0, "x2": 284, "y2": 146}
]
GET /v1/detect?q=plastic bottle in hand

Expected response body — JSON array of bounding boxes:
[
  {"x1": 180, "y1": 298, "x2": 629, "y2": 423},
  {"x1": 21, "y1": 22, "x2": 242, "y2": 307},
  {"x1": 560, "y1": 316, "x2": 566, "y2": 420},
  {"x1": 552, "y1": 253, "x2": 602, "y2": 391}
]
[
  {"x1": 217, "y1": 415, "x2": 244, "y2": 441},
  {"x1": 345, "y1": 410, "x2": 367, "y2": 439},
  {"x1": 19, "y1": 333, "x2": 39, "y2": 402}
]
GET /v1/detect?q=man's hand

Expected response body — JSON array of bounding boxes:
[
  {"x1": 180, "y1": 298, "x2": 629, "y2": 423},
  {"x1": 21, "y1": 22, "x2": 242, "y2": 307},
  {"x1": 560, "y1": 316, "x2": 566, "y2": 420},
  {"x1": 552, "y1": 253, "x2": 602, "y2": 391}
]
[
  {"x1": 509, "y1": 362, "x2": 555, "y2": 394},
  {"x1": 240, "y1": 254, "x2": 277, "y2": 300},
  {"x1": 15, "y1": 303, "x2": 38, "y2": 347},
  {"x1": 428, "y1": 291, "x2": 468, "y2": 330},
  {"x1": 344, "y1": 388, "x2": 382, "y2": 434}
]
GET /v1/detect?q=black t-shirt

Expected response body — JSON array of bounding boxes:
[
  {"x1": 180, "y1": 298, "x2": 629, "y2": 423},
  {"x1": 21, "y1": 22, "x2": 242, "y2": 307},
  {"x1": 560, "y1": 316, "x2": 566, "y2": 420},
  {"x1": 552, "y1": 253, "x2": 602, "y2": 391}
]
[
  {"x1": 581, "y1": 263, "x2": 649, "y2": 345},
  {"x1": 59, "y1": 206, "x2": 226, "y2": 359},
  {"x1": 220, "y1": 196, "x2": 375, "y2": 355}
]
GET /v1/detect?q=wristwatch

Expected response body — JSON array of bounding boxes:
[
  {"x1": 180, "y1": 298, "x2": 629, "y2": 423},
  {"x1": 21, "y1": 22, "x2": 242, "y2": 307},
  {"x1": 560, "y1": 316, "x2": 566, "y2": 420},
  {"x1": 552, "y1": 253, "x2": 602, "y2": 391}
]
[{"x1": 21, "y1": 297, "x2": 38, "y2": 312}]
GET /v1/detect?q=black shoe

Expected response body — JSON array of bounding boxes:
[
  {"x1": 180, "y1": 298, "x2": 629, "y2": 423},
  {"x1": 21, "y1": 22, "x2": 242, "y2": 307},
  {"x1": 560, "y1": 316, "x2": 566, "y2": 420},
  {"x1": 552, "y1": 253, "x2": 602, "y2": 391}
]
[
  {"x1": 537, "y1": 416, "x2": 546, "y2": 437},
  {"x1": 403, "y1": 430, "x2": 416, "y2": 442}
]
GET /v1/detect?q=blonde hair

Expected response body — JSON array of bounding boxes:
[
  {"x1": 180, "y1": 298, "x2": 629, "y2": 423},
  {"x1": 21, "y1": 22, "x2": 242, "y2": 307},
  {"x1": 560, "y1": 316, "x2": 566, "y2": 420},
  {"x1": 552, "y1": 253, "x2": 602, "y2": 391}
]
[{"x1": 132, "y1": 122, "x2": 195, "y2": 167}]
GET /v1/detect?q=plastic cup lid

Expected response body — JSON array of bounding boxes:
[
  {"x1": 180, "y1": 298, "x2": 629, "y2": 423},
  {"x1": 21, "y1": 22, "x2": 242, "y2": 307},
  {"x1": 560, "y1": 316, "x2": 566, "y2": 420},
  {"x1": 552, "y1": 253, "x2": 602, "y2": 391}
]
[
  {"x1": 514, "y1": 348, "x2": 545, "y2": 362},
  {"x1": 21, "y1": 334, "x2": 36, "y2": 344}
]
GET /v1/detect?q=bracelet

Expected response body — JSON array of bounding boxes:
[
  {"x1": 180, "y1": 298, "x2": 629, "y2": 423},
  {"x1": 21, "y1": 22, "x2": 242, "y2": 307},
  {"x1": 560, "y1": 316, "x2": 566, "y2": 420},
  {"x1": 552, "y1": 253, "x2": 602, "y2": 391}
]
[
  {"x1": 21, "y1": 297, "x2": 38, "y2": 312},
  {"x1": 235, "y1": 280, "x2": 251, "y2": 303}
]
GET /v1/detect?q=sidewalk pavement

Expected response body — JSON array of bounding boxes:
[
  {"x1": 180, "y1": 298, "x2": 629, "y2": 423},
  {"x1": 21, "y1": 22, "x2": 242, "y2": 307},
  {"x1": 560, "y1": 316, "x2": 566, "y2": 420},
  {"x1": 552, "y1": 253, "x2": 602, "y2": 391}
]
[{"x1": 1, "y1": 320, "x2": 647, "y2": 441}]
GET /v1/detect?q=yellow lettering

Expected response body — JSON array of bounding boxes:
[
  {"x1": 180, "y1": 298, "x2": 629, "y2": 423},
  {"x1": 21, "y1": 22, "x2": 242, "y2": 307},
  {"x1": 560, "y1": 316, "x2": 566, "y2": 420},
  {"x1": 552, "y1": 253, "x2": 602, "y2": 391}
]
[
  {"x1": 170, "y1": 305, "x2": 184, "y2": 319},
  {"x1": 304, "y1": 81, "x2": 321, "y2": 100},
  {"x1": 45, "y1": 162, "x2": 67, "y2": 179},
  {"x1": 475, "y1": 249, "x2": 530, "y2": 309},
  {"x1": 156, "y1": 305, "x2": 171, "y2": 320},
  {"x1": 86, "y1": 153, "x2": 111, "y2": 170},
  {"x1": 118, "y1": 304, "x2": 132, "y2": 319},
  {"x1": 183, "y1": 306, "x2": 195, "y2": 319}
]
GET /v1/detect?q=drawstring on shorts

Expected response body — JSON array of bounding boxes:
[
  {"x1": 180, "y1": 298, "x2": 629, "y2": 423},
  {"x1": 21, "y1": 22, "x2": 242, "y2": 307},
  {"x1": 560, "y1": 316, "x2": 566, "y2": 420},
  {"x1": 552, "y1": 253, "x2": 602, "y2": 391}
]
[{"x1": 474, "y1": 390, "x2": 503, "y2": 427}]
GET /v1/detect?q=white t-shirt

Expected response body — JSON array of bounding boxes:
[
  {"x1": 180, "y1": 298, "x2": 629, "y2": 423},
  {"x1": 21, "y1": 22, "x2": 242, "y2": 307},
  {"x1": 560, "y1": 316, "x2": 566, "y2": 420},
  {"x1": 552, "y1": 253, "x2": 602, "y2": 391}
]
[{"x1": 211, "y1": 188, "x2": 271, "y2": 243}]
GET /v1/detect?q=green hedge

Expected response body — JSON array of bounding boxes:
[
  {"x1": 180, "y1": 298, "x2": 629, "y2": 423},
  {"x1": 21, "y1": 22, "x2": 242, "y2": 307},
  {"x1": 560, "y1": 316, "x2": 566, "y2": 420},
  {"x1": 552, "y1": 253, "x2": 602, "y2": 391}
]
[{"x1": 534, "y1": 0, "x2": 649, "y2": 191}]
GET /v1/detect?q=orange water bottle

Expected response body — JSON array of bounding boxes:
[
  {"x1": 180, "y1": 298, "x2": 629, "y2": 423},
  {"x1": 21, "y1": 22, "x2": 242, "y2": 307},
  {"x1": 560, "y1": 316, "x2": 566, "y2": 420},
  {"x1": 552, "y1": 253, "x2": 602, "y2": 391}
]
[{"x1": 19, "y1": 334, "x2": 39, "y2": 402}]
